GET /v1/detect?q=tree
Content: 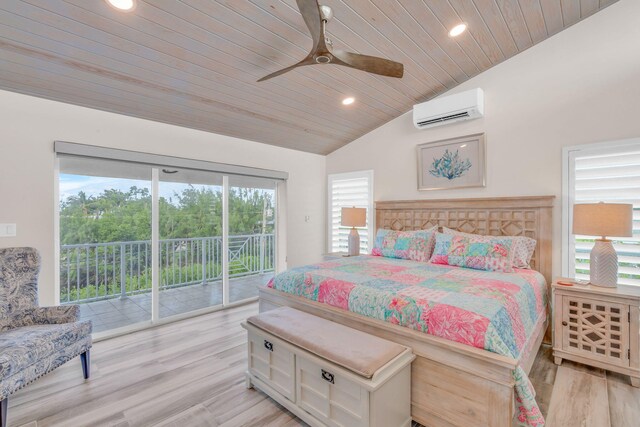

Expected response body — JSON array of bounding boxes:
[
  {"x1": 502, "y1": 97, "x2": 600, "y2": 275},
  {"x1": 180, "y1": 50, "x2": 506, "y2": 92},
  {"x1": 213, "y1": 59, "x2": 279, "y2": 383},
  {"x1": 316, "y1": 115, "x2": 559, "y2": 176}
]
[
  {"x1": 59, "y1": 183, "x2": 277, "y2": 301},
  {"x1": 60, "y1": 185, "x2": 275, "y2": 244}
]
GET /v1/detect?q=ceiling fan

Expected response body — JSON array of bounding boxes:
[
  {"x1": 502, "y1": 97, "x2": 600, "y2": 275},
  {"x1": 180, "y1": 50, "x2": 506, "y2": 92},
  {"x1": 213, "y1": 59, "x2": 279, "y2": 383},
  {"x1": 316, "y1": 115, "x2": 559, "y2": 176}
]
[{"x1": 257, "y1": 0, "x2": 404, "y2": 82}]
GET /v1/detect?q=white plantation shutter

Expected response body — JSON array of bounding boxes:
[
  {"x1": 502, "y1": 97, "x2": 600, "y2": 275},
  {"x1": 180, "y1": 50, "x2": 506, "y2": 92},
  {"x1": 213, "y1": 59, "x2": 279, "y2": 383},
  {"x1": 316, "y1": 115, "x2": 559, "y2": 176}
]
[
  {"x1": 328, "y1": 171, "x2": 373, "y2": 254},
  {"x1": 566, "y1": 141, "x2": 640, "y2": 286}
]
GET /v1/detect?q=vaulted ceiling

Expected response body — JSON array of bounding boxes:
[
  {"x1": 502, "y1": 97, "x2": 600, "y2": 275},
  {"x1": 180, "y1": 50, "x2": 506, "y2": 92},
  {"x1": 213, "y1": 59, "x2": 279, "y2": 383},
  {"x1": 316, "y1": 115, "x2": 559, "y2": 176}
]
[{"x1": 0, "y1": 0, "x2": 618, "y2": 154}]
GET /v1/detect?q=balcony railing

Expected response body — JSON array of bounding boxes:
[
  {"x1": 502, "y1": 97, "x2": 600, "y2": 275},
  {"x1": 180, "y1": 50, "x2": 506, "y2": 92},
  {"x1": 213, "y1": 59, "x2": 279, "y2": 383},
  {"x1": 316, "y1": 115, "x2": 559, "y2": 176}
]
[{"x1": 60, "y1": 234, "x2": 275, "y2": 304}]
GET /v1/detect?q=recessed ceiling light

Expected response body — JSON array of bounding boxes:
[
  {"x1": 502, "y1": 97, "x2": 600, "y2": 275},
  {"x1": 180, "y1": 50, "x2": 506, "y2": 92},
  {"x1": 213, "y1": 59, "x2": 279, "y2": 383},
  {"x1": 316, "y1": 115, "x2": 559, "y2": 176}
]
[
  {"x1": 449, "y1": 23, "x2": 467, "y2": 37},
  {"x1": 342, "y1": 97, "x2": 355, "y2": 106},
  {"x1": 106, "y1": 0, "x2": 136, "y2": 12}
]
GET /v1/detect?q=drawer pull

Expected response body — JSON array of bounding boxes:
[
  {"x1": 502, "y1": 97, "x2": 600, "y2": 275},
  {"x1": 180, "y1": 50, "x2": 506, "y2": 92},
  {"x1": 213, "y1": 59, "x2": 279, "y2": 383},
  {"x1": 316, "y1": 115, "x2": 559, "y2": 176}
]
[
  {"x1": 562, "y1": 321, "x2": 568, "y2": 326},
  {"x1": 321, "y1": 369, "x2": 335, "y2": 384},
  {"x1": 264, "y1": 340, "x2": 274, "y2": 352}
]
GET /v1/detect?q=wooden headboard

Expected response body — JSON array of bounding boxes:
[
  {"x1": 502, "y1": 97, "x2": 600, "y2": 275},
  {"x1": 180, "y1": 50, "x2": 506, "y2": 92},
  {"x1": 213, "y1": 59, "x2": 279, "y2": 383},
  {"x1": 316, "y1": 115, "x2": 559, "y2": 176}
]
[{"x1": 375, "y1": 196, "x2": 555, "y2": 283}]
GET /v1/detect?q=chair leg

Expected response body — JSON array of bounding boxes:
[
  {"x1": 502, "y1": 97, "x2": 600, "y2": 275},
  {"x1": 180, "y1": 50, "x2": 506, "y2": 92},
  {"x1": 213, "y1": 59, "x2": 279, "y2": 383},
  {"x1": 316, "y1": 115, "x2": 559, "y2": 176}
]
[
  {"x1": 1, "y1": 397, "x2": 7, "y2": 427},
  {"x1": 80, "y1": 350, "x2": 90, "y2": 379}
]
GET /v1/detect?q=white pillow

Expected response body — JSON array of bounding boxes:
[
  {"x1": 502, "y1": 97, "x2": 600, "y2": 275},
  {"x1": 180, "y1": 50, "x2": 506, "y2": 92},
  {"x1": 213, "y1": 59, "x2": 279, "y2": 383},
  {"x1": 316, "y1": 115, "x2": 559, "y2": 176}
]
[{"x1": 441, "y1": 227, "x2": 536, "y2": 269}]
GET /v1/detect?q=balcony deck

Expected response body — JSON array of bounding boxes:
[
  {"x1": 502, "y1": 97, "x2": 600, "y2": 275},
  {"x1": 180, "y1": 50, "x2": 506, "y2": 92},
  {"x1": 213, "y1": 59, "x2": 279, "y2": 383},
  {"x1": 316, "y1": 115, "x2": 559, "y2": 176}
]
[{"x1": 77, "y1": 274, "x2": 271, "y2": 333}]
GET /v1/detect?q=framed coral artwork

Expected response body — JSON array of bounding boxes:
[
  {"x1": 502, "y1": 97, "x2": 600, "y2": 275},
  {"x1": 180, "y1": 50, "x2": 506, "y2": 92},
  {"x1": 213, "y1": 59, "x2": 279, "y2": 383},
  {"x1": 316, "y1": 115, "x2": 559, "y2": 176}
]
[{"x1": 416, "y1": 133, "x2": 486, "y2": 191}]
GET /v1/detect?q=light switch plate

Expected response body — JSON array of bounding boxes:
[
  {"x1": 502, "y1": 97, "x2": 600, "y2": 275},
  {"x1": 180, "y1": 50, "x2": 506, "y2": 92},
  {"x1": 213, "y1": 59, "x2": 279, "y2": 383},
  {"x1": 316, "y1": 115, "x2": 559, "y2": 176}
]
[{"x1": 0, "y1": 224, "x2": 16, "y2": 237}]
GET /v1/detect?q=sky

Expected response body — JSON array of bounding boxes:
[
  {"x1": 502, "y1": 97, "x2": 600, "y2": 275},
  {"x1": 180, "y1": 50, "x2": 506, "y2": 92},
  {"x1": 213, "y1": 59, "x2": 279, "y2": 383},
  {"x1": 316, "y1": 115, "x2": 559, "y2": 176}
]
[{"x1": 59, "y1": 174, "x2": 219, "y2": 203}]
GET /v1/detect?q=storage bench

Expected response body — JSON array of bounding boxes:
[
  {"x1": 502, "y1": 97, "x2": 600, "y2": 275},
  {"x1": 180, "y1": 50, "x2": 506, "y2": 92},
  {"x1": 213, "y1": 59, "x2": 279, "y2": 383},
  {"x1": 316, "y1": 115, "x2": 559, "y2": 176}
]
[{"x1": 241, "y1": 307, "x2": 415, "y2": 427}]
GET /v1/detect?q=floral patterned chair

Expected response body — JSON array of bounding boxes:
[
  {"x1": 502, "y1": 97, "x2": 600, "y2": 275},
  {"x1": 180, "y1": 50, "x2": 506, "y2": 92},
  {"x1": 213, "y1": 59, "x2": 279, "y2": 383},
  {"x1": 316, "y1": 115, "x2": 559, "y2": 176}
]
[{"x1": 0, "y1": 247, "x2": 92, "y2": 427}]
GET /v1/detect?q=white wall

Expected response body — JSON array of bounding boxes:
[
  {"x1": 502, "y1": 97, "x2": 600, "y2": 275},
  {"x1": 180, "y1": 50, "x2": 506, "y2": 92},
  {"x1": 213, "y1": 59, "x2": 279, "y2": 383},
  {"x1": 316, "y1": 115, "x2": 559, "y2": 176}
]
[
  {"x1": 0, "y1": 90, "x2": 326, "y2": 305},
  {"x1": 327, "y1": 0, "x2": 640, "y2": 278}
]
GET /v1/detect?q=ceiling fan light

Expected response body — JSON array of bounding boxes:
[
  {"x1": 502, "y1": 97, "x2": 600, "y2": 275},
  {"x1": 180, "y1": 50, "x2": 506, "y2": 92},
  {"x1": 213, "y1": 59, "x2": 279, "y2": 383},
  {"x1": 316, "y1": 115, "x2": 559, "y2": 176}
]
[
  {"x1": 449, "y1": 23, "x2": 467, "y2": 37},
  {"x1": 106, "y1": 0, "x2": 136, "y2": 11},
  {"x1": 342, "y1": 97, "x2": 355, "y2": 106}
]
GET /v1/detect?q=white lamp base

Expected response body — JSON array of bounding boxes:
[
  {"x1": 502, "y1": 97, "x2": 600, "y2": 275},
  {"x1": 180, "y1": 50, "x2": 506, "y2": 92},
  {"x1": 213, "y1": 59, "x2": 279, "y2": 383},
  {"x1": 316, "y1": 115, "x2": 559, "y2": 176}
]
[
  {"x1": 347, "y1": 227, "x2": 360, "y2": 256},
  {"x1": 589, "y1": 239, "x2": 618, "y2": 288}
]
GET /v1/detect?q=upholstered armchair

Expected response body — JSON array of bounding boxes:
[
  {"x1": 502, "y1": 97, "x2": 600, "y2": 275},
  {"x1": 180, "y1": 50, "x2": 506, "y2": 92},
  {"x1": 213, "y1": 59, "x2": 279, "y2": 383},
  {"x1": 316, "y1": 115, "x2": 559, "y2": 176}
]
[{"x1": 0, "y1": 247, "x2": 92, "y2": 427}]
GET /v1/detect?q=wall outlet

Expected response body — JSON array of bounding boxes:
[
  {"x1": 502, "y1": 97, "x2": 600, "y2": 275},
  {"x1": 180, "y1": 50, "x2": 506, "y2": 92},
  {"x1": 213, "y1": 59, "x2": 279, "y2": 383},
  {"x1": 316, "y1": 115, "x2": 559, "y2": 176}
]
[
  {"x1": 0, "y1": 224, "x2": 16, "y2": 237},
  {"x1": 304, "y1": 215, "x2": 311, "y2": 223}
]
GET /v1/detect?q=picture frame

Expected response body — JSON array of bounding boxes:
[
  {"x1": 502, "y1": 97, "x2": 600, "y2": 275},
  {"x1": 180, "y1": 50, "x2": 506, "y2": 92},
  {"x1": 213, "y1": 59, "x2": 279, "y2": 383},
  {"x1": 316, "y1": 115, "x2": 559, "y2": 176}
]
[{"x1": 416, "y1": 133, "x2": 486, "y2": 191}]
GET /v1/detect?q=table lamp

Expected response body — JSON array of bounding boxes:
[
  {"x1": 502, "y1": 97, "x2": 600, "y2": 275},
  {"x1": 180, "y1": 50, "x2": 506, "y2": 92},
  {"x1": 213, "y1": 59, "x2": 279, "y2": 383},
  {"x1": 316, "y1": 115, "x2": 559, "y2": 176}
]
[
  {"x1": 572, "y1": 202, "x2": 633, "y2": 287},
  {"x1": 341, "y1": 207, "x2": 366, "y2": 256}
]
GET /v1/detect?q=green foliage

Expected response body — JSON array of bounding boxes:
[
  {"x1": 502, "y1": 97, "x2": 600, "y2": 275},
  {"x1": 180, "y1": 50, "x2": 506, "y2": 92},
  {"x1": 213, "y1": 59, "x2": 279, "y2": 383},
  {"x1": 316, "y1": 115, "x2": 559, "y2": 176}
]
[
  {"x1": 60, "y1": 181, "x2": 276, "y2": 302},
  {"x1": 60, "y1": 187, "x2": 153, "y2": 244},
  {"x1": 60, "y1": 254, "x2": 272, "y2": 302},
  {"x1": 60, "y1": 184, "x2": 275, "y2": 245}
]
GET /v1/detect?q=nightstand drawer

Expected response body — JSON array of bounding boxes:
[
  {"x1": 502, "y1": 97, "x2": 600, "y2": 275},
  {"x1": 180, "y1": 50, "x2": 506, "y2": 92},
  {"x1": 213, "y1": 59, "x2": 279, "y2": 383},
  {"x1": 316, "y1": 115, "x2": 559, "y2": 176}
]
[{"x1": 561, "y1": 295, "x2": 629, "y2": 367}]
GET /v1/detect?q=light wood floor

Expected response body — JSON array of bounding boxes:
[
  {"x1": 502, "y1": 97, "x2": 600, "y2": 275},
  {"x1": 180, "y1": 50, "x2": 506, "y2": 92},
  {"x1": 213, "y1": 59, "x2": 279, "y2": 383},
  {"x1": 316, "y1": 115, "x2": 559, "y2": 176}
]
[{"x1": 9, "y1": 303, "x2": 640, "y2": 427}]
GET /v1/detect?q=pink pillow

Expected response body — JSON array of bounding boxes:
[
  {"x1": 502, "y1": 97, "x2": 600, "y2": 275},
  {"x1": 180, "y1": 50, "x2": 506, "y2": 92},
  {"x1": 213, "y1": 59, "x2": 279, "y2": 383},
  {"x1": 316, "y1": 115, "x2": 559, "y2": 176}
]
[
  {"x1": 430, "y1": 233, "x2": 516, "y2": 273},
  {"x1": 441, "y1": 227, "x2": 536, "y2": 269},
  {"x1": 371, "y1": 227, "x2": 437, "y2": 262}
]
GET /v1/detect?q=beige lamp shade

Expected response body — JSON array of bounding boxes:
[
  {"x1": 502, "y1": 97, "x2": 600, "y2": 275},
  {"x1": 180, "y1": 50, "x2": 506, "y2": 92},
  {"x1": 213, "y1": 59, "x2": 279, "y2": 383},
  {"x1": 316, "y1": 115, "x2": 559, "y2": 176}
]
[
  {"x1": 572, "y1": 203, "x2": 633, "y2": 238},
  {"x1": 341, "y1": 207, "x2": 367, "y2": 227}
]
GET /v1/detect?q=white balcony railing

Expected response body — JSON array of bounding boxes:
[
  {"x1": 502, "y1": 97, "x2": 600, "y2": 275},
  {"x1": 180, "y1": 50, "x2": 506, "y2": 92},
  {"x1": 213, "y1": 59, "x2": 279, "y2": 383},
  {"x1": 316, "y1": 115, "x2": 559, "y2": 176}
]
[{"x1": 60, "y1": 234, "x2": 275, "y2": 303}]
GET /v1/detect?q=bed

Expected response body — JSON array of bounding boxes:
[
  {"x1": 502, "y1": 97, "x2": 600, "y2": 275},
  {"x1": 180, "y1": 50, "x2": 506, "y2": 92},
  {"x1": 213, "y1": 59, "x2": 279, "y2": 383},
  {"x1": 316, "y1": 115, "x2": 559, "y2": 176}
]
[{"x1": 259, "y1": 196, "x2": 554, "y2": 427}]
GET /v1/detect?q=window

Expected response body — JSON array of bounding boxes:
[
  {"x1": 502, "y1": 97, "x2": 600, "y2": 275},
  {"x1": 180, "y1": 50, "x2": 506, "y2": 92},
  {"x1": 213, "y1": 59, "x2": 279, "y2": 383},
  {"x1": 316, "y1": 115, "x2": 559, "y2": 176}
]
[
  {"x1": 328, "y1": 171, "x2": 374, "y2": 254},
  {"x1": 563, "y1": 139, "x2": 640, "y2": 286},
  {"x1": 56, "y1": 142, "x2": 284, "y2": 334}
]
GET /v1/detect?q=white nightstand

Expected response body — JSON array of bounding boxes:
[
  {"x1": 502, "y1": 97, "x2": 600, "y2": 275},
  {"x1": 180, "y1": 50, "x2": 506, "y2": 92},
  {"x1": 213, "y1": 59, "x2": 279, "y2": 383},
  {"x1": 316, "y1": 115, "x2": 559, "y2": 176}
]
[{"x1": 552, "y1": 279, "x2": 640, "y2": 387}]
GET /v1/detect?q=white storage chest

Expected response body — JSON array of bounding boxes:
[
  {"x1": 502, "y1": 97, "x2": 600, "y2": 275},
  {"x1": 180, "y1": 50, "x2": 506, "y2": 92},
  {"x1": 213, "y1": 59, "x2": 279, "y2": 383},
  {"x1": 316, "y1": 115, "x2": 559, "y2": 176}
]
[{"x1": 242, "y1": 307, "x2": 415, "y2": 427}]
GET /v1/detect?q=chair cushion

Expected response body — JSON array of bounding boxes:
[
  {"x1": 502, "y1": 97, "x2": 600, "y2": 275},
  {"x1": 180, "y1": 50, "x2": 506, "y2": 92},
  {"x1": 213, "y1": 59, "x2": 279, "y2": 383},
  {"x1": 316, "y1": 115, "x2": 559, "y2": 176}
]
[
  {"x1": 248, "y1": 307, "x2": 406, "y2": 379},
  {"x1": 0, "y1": 321, "x2": 92, "y2": 379},
  {"x1": 0, "y1": 306, "x2": 81, "y2": 332}
]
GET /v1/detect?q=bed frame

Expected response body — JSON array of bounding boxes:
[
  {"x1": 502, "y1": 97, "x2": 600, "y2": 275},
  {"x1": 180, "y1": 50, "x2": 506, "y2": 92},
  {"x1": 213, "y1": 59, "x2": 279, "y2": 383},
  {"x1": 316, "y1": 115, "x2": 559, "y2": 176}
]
[{"x1": 259, "y1": 196, "x2": 554, "y2": 427}]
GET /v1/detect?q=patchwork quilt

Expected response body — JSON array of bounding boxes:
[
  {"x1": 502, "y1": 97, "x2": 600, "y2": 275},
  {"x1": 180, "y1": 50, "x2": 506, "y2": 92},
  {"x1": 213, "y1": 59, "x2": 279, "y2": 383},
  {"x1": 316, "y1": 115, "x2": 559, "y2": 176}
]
[{"x1": 267, "y1": 255, "x2": 548, "y2": 426}]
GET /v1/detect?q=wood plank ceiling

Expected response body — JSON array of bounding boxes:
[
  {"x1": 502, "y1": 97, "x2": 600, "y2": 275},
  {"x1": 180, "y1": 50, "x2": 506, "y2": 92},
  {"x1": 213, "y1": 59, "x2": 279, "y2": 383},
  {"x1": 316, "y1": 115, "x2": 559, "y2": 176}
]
[{"x1": 0, "y1": 0, "x2": 618, "y2": 154}]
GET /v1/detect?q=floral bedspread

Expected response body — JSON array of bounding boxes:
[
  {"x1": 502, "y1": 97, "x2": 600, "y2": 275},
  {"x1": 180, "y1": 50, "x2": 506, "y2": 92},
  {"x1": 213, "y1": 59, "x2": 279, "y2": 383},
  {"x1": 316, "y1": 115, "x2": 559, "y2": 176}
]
[{"x1": 267, "y1": 255, "x2": 547, "y2": 426}]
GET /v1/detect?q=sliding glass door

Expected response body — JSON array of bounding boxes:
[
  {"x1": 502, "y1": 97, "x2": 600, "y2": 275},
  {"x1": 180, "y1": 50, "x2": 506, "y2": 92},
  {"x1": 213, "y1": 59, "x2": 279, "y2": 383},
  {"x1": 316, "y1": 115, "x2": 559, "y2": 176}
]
[
  {"x1": 58, "y1": 155, "x2": 280, "y2": 334},
  {"x1": 58, "y1": 156, "x2": 153, "y2": 332},
  {"x1": 228, "y1": 176, "x2": 277, "y2": 303},
  {"x1": 158, "y1": 169, "x2": 224, "y2": 318}
]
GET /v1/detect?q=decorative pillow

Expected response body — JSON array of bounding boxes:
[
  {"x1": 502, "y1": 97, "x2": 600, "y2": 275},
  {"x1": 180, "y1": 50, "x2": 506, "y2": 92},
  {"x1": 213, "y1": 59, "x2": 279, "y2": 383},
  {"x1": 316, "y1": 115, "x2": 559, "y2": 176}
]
[
  {"x1": 429, "y1": 233, "x2": 516, "y2": 273},
  {"x1": 371, "y1": 228, "x2": 437, "y2": 262},
  {"x1": 442, "y1": 227, "x2": 536, "y2": 269}
]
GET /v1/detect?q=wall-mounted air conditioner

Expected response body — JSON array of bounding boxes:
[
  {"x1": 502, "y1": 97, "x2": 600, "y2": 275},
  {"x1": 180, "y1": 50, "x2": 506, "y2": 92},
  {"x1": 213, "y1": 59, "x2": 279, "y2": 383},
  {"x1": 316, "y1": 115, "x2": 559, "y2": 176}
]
[{"x1": 413, "y1": 88, "x2": 484, "y2": 129}]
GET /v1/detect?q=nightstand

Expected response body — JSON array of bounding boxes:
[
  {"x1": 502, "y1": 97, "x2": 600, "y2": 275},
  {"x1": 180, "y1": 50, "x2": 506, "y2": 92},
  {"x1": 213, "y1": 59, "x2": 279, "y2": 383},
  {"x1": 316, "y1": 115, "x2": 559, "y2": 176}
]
[
  {"x1": 322, "y1": 252, "x2": 347, "y2": 261},
  {"x1": 552, "y1": 279, "x2": 640, "y2": 387}
]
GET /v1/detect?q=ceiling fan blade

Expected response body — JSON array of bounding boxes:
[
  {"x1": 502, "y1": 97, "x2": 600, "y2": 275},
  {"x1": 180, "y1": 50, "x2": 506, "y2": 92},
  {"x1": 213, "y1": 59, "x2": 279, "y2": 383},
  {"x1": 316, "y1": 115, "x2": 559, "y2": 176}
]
[
  {"x1": 332, "y1": 50, "x2": 404, "y2": 78},
  {"x1": 296, "y1": 0, "x2": 323, "y2": 51},
  {"x1": 257, "y1": 57, "x2": 315, "y2": 82}
]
